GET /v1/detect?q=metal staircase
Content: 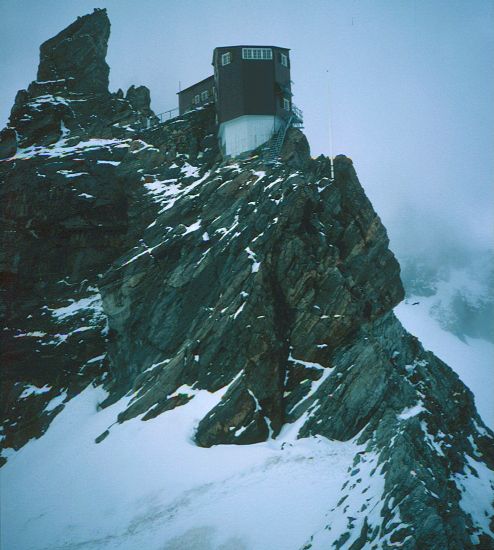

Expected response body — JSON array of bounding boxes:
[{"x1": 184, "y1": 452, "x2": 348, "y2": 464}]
[
  {"x1": 265, "y1": 115, "x2": 292, "y2": 163},
  {"x1": 264, "y1": 104, "x2": 303, "y2": 164}
]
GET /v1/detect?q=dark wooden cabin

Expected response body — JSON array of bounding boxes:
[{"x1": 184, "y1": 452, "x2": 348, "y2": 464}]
[
  {"x1": 178, "y1": 75, "x2": 215, "y2": 115},
  {"x1": 177, "y1": 45, "x2": 301, "y2": 157},
  {"x1": 212, "y1": 45, "x2": 292, "y2": 124}
]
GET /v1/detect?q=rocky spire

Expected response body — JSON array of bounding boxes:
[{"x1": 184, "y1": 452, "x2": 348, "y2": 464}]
[
  {"x1": 126, "y1": 85, "x2": 154, "y2": 117},
  {"x1": 37, "y1": 8, "x2": 110, "y2": 94},
  {"x1": 0, "y1": 9, "x2": 157, "y2": 154}
]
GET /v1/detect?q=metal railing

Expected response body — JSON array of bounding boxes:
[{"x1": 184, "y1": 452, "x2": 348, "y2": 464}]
[
  {"x1": 130, "y1": 108, "x2": 179, "y2": 133},
  {"x1": 265, "y1": 115, "x2": 292, "y2": 163},
  {"x1": 264, "y1": 103, "x2": 304, "y2": 162},
  {"x1": 156, "y1": 108, "x2": 180, "y2": 123},
  {"x1": 291, "y1": 103, "x2": 303, "y2": 126}
]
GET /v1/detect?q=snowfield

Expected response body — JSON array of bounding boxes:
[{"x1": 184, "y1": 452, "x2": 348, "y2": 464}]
[
  {"x1": 1, "y1": 290, "x2": 492, "y2": 549},
  {"x1": 1, "y1": 383, "x2": 369, "y2": 550}
]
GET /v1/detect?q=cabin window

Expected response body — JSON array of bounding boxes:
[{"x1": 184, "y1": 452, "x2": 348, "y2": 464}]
[
  {"x1": 242, "y1": 48, "x2": 273, "y2": 60},
  {"x1": 221, "y1": 52, "x2": 232, "y2": 66},
  {"x1": 194, "y1": 95, "x2": 200, "y2": 104},
  {"x1": 283, "y1": 97, "x2": 290, "y2": 110},
  {"x1": 280, "y1": 53, "x2": 288, "y2": 67},
  {"x1": 201, "y1": 90, "x2": 209, "y2": 101}
]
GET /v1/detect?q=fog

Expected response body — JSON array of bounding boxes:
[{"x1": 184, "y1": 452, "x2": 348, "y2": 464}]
[{"x1": 1, "y1": 0, "x2": 493, "y2": 266}]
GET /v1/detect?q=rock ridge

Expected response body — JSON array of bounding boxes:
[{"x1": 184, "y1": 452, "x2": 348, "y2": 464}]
[{"x1": 1, "y1": 9, "x2": 493, "y2": 550}]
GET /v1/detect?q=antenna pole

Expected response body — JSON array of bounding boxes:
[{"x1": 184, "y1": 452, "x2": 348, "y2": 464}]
[{"x1": 327, "y1": 69, "x2": 335, "y2": 181}]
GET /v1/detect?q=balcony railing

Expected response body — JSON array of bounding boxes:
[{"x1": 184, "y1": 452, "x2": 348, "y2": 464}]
[
  {"x1": 156, "y1": 108, "x2": 179, "y2": 123},
  {"x1": 291, "y1": 103, "x2": 303, "y2": 126}
]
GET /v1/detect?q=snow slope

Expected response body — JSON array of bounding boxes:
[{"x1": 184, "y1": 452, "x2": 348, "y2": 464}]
[
  {"x1": 1, "y1": 383, "x2": 371, "y2": 550},
  {"x1": 2, "y1": 289, "x2": 492, "y2": 550},
  {"x1": 395, "y1": 297, "x2": 494, "y2": 430}
]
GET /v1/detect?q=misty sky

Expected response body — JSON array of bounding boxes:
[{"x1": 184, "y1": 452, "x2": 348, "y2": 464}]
[{"x1": 1, "y1": 0, "x2": 493, "y2": 262}]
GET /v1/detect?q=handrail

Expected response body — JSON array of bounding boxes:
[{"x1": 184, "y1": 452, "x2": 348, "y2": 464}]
[
  {"x1": 265, "y1": 114, "x2": 292, "y2": 163},
  {"x1": 156, "y1": 108, "x2": 180, "y2": 123},
  {"x1": 291, "y1": 103, "x2": 303, "y2": 124},
  {"x1": 279, "y1": 115, "x2": 293, "y2": 147}
]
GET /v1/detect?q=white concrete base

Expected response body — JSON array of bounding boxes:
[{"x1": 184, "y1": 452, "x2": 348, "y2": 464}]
[{"x1": 219, "y1": 115, "x2": 282, "y2": 157}]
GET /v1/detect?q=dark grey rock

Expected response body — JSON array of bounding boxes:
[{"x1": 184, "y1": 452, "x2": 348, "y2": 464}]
[
  {"x1": 126, "y1": 85, "x2": 152, "y2": 116},
  {"x1": 37, "y1": 8, "x2": 110, "y2": 94},
  {"x1": 281, "y1": 127, "x2": 311, "y2": 169},
  {"x1": 0, "y1": 128, "x2": 17, "y2": 159},
  {"x1": 6, "y1": 9, "x2": 159, "y2": 149}
]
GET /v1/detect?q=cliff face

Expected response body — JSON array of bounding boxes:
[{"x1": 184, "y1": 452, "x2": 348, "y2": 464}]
[
  {"x1": 101, "y1": 151, "x2": 404, "y2": 437},
  {"x1": 1, "y1": 10, "x2": 493, "y2": 550},
  {"x1": 0, "y1": 8, "x2": 212, "y2": 452}
]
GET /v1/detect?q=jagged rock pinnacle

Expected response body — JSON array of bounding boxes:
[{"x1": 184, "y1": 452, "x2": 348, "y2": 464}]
[
  {"x1": 126, "y1": 85, "x2": 154, "y2": 118},
  {"x1": 37, "y1": 8, "x2": 110, "y2": 94},
  {"x1": 0, "y1": 9, "x2": 158, "y2": 154}
]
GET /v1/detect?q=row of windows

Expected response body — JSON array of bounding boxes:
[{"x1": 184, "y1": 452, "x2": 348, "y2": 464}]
[
  {"x1": 193, "y1": 92, "x2": 289, "y2": 110},
  {"x1": 193, "y1": 90, "x2": 211, "y2": 104},
  {"x1": 220, "y1": 49, "x2": 288, "y2": 66},
  {"x1": 242, "y1": 47, "x2": 272, "y2": 60}
]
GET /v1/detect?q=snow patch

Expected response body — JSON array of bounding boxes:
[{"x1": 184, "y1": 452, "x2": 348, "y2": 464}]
[
  {"x1": 49, "y1": 293, "x2": 103, "y2": 322},
  {"x1": 453, "y1": 453, "x2": 494, "y2": 542},
  {"x1": 14, "y1": 331, "x2": 46, "y2": 338},
  {"x1": 97, "y1": 160, "x2": 121, "y2": 166},
  {"x1": 183, "y1": 219, "x2": 202, "y2": 235},
  {"x1": 288, "y1": 352, "x2": 325, "y2": 370},
  {"x1": 245, "y1": 247, "x2": 260, "y2": 273},
  {"x1": 398, "y1": 401, "x2": 425, "y2": 420},
  {"x1": 44, "y1": 391, "x2": 68, "y2": 412},
  {"x1": 232, "y1": 302, "x2": 246, "y2": 320},
  {"x1": 19, "y1": 385, "x2": 51, "y2": 399}
]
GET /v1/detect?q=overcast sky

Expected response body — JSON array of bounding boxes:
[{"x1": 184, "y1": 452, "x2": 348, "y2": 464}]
[{"x1": 1, "y1": 0, "x2": 493, "y2": 262}]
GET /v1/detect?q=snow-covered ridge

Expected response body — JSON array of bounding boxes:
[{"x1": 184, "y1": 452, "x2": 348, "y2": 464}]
[{"x1": 396, "y1": 296, "x2": 494, "y2": 429}]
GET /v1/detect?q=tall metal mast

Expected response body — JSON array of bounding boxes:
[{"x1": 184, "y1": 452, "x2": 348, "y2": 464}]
[{"x1": 327, "y1": 69, "x2": 335, "y2": 181}]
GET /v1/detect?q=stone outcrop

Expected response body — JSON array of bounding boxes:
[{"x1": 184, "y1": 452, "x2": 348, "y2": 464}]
[
  {"x1": 102, "y1": 153, "x2": 403, "y2": 432},
  {"x1": 0, "y1": 128, "x2": 16, "y2": 159},
  {"x1": 1, "y1": 9, "x2": 159, "y2": 154},
  {"x1": 0, "y1": 9, "x2": 217, "y2": 454},
  {"x1": 126, "y1": 85, "x2": 154, "y2": 118},
  {"x1": 1, "y1": 9, "x2": 493, "y2": 549},
  {"x1": 0, "y1": 103, "x2": 218, "y2": 453},
  {"x1": 281, "y1": 127, "x2": 312, "y2": 169},
  {"x1": 37, "y1": 8, "x2": 110, "y2": 94}
]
